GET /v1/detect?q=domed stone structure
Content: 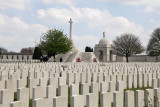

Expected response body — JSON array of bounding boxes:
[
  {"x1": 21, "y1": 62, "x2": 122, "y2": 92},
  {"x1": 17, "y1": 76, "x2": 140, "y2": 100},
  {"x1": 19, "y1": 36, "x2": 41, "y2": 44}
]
[
  {"x1": 98, "y1": 34, "x2": 111, "y2": 46},
  {"x1": 94, "y1": 32, "x2": 116, "y2": 62}
]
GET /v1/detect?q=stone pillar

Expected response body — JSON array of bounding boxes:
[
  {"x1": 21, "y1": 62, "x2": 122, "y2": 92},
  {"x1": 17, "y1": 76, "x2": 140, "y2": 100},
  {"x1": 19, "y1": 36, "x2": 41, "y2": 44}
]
[
  {"x1": 107, "y1": 49, "x2": 110, "y2": 62},
  {"x1": 101, "y1": 51, "x2": 106, "y2": 62},
  {"x1": 69, "y1": 18, "x2": 73, "y2": 41}
]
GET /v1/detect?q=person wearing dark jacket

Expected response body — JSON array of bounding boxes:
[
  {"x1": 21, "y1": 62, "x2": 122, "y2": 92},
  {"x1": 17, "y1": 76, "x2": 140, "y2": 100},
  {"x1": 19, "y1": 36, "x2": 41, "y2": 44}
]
[{"x1": 60, "y1": 57, "x2": 63, "y2": 62}]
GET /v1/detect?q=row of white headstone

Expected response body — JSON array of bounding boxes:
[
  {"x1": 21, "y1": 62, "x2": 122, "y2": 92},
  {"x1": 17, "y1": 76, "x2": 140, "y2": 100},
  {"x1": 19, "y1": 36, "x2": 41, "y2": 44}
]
[{"x1": 0, "y1": 62, "x2": 160, "y2": 107}]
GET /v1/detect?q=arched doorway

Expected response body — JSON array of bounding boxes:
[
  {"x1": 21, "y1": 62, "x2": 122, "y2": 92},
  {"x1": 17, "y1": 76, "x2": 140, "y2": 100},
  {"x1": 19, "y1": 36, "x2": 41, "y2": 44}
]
[
  {"x1": 110, "y1": 50, "x2": 113, "y2": 61},
  {"x1": 99, "y1": 50, "x2": 103, "y2": 61}
]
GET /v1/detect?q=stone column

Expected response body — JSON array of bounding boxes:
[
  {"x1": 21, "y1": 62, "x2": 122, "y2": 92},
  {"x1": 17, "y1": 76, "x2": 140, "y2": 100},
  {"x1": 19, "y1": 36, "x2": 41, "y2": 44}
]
[{"x1": 69, "y1": 18, "x2": 73, "y2": 41}]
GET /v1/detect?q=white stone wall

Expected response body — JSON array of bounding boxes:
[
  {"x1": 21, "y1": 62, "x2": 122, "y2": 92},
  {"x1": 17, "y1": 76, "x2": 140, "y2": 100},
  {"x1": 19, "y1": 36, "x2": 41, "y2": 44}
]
[
  {"x1": 0, "y1": 54, "x2": 33, "y2": 62},
  {"x1": 116, "y1": 55, "x2": 160, "y2": 62}
]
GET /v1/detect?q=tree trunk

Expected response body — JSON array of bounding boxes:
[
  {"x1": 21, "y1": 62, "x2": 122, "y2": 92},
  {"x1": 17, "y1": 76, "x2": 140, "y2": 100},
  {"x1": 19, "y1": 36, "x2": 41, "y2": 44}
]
[
  {"x1": 53, "y1": 55, "x2": 56, "y2": 62},
  {"x1": 156, "y1": 56, "x2": 158, "y2": 62},
  {"x1": 126, "y1": 56, "x2": 129, "y2": 63}
]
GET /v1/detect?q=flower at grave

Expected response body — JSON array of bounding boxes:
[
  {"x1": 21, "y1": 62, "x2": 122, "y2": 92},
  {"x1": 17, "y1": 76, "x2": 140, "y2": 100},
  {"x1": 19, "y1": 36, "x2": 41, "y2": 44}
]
[
  {"x1": 77, "y1": 58, "x2": 81, "y2": 62},
  {"x1": 93, "y1": 58, "x2": 97, "y2": 62}
]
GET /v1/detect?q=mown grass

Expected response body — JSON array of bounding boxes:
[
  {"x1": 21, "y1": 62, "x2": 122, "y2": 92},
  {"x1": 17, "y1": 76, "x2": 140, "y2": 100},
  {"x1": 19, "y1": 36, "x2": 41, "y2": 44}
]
[
  {"x1": 68, "y1": 87, "x2": 70, "y2": 107},
  {"x1": 14, "y1": 92, "x2": 17, "y2": 101},
  {"x1": 124, "y1": 87, "x2": 152, "y2": 92},
  {"x1": 29, "y1": 99, "x2": 32, "y2": 107},
  {"x1": 26, "y1": 76, "x2": 28, "y2": 88},
  {"x1": 84, "y1": 104, "x2": 101, "y2": 107}
]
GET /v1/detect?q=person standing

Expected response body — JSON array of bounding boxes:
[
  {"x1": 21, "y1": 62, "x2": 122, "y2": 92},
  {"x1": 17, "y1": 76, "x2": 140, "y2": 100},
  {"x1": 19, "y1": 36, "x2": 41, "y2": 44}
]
[{"x1": 60, "y1": 57, "x2": 63, "y2": 62}]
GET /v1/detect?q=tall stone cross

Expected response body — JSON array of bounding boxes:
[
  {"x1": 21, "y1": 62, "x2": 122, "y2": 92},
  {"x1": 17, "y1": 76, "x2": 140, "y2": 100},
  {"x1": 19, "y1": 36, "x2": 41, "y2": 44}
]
[{"x1": 69, "y1": 18, "x2": 73, "y2": 41}]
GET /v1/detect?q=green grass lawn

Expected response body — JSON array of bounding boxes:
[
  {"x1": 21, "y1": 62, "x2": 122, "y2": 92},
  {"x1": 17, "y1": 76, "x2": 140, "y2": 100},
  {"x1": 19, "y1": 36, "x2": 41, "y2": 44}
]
[
  {"x1": 29, "y1": 99, "x2": 32, "y2": 107},
  {"x1": 14, "y1": 92, "x2": 17, "y2": 101}
]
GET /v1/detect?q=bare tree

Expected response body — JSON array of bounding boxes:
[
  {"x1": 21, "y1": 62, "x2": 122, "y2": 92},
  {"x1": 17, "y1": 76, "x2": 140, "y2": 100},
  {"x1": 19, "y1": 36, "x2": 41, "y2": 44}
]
[
  {"x1": 0, "y1": 47, "x2": 8, "y2": 55},
  {"x1": 20, "y1": 47, "x2": 34, "y2": 54},
  {"x1": 147, "y1": 28, "x2": 160, "y2": 62},
  {"x1": 113, "y1": 33, "x2": 144, "y2": 62}
]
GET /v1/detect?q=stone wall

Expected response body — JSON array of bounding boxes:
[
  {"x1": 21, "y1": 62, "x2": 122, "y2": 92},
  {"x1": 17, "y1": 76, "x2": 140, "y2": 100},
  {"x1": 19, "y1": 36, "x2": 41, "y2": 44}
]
[
  {"x1": 1, "y1": 54, "x2": 160, "y2": 62},
  {"x1": 116, "y1": 55, "x2": 160, "y2": 62},
  {"x1": 0, "y1": 54, "x2": 33, "y2": 61}
]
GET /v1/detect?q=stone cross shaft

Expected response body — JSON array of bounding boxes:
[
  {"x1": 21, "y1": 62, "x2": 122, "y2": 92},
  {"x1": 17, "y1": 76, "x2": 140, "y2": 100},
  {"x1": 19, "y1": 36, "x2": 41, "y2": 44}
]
[
  {"x1": 103, "y1": 32, "x2": 105, "y2": 38},
  {"x1": 69, "y1": 18, "x2": 73, "y2": 41}
]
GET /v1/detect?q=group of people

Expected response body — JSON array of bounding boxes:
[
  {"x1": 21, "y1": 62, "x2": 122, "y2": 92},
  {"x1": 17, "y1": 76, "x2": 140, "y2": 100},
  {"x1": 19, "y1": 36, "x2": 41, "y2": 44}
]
[
  {"x1": 40, "y1": 56, "x2": 63, "y2": 62},
  {"x1": 40, "y1": 56, "x2": 49, "y2": 62}
]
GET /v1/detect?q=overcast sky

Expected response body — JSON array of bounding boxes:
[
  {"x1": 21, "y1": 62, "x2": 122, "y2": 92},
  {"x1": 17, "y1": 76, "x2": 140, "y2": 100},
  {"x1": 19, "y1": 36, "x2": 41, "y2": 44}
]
[{"x1": 0, "y1": 0, "x2": 160, "y2": 52}]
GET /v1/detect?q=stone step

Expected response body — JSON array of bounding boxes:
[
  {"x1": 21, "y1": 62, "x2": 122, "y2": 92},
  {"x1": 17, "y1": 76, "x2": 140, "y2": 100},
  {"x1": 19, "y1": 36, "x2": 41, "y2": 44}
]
[{"x1": 80, "y1": 52, "x2": 96, "y2": 62}]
